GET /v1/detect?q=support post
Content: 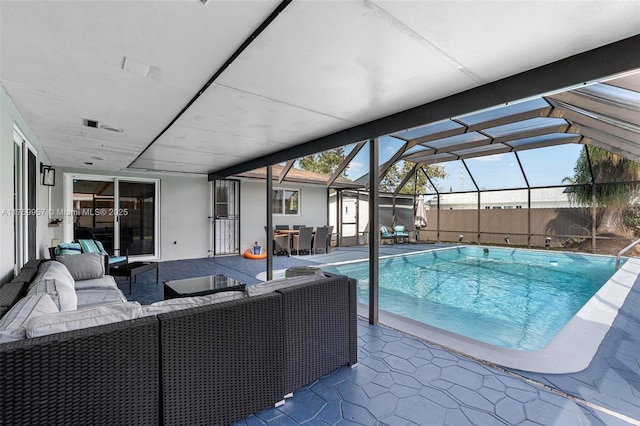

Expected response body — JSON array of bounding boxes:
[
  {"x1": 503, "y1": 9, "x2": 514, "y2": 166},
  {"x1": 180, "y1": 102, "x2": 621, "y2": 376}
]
[
  {"x1": 369, "y1": 139, "x2": 379, "y2": 325},
  {"x1": 266, "y1": 166, "x2": 273, "y2": 280}
]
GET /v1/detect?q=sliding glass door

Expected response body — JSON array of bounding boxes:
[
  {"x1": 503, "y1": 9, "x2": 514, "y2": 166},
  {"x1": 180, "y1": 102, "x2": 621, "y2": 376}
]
[
  {"x1": 68, "y1": 175, "x2": 158, "y2": 258},
  {"x1": 118, "y1": 181, "x2": 155, "y2": 256},
  {"x1": 13, "y1": 127, "x2": 37, "y2": 269}
]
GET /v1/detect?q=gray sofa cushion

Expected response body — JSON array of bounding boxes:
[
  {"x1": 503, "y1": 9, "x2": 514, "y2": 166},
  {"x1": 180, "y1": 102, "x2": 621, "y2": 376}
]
[
  {"x1": 29, "y1": 261, "x2": 75, "y2": 292},
  {"x1": 27, "y1": 277, "x2": 77, "y2": 311},
  {"x1": 74, "y1": 275, "x2": 119, "y2": 291},
  {"x1": 245, "y1": 275, "x2": 322, "y2": 297},
  {"x1": 76, "y1": 288, "x2": 127, "y2": 309},
  {"x1": 141, "y1": 291, "x2": 246, "y2": 316},
  {"x1": 24, "y1": 301, "x2": 142, "y2": 338},
  {"x1": 56, "y1": 253, "x2": 105, "y2": 281},
  {"x1": 0, "y1": 294, "x2": 59, "y2": 343}
]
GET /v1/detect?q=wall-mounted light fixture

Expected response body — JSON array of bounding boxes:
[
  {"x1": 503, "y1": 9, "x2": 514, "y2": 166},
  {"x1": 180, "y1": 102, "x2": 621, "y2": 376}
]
[{"x1": 40, "y1": 163, "x2": 55, "y2": 186}]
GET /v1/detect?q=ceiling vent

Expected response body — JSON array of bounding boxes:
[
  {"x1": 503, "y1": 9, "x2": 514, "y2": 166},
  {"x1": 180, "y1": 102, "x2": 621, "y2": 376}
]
[{"x1": 84, "y1": 119, "x2": 99, "y2": 128}]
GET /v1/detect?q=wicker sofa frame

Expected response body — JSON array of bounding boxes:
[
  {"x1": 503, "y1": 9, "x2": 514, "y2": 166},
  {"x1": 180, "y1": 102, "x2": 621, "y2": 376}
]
[{"x1": 0, "y1": 261, "x2": 357, "y2": 426}]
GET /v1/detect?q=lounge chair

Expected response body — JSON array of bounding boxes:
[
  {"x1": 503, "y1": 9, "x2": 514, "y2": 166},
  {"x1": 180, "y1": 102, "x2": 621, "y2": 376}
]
[
  {"x1": 380, "y1": 226, "x2": 396, "y2": 245},
  {"x1": 393, "y1": 225, "x2": 410, "y2": 243}
]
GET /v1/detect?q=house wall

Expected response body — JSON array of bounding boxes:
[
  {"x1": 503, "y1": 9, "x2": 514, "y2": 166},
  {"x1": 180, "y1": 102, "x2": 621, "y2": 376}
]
[
  {"x1": 51, "y1": 168, "x2": 211, "y2": 261},
  {"x1": 0, "y1": 86, "x2": 55, "y2": 282},
  {"x1": 239, "y1": 179, "x2": 328, "y2": 252}
]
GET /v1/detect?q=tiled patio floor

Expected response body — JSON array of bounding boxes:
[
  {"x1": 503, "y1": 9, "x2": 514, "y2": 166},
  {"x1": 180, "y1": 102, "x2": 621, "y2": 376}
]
[{"x1": 117, "y1": 244, "x2": 640, "y2": 425}]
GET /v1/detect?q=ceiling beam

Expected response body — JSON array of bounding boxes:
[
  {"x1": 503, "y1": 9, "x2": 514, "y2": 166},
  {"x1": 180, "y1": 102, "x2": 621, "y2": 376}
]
[
  {"x1": 210, "y1": 34, "x2": 640, "y2": 180},
  {"x1": 278, "y1": 159, "x2": 295, "y2": 183}
]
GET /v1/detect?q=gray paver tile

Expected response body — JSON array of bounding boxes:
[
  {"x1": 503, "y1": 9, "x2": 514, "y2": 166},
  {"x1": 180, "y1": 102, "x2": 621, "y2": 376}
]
[
  {"x1": 440, "y1": 365, "x2": 483, "y2": 390},
  {"x1": 365, "y1": 393, "x2": 398, "y2": 419},
  {"x1": 444, "y1": 408, "x2": 475, "y2": 426},
  {"x1": 448, "y1": 384, "x2": 494, "y2": 412},
  {"x1": 383, "y1": 355, "x2": 417, "y2": 373},
  {"x1": 417, "y1": 387, "x2": 459, "y2": 409},
  {"x1": 341, "y1": 402, "x2": 375, "y2": 425},
  {"x1": 389, "y1": 383, "x2": 420, "y2": 398},
  {"x1": 335, "y1": 381, "x2": 371, "y2": 407},
  {"x1": 505, "y1": 387, "x2": 538, "y2": 403},
  {"x1": 495, "y1": 397, "x2": 526, "y2": 424},
  {"x1": 460, "y1": 407, "x2": 508, "y2": 425},
  {"x1": 396, "y1": 395, "x2": 447, "y2": 425}
]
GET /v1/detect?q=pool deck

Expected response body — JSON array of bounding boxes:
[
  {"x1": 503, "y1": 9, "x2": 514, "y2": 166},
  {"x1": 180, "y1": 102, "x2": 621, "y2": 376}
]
[{"x1": 121, "y1": 243, "x2": 640, "y2": 425}]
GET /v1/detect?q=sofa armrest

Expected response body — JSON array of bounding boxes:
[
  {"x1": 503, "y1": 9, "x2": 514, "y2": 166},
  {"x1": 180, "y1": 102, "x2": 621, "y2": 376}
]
[
  {"x1": 276, "y1": 273, "x2": 357, "y2": 394},
  {"x1": 0, "y1": 316, "x2": 159, "y2": 426}
]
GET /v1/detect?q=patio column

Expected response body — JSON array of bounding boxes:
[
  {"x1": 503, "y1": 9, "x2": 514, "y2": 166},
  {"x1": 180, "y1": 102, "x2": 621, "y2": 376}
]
[
  {"x1": 369, "y1": 138, "x2": 379, "y2": 325},
  {"x1": 266, "y1": 165, "x2": 273, "y2": 280}
]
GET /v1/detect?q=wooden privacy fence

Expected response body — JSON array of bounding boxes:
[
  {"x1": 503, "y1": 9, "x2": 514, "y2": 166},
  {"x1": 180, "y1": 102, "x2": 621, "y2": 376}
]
[{"x1": 421, "y1": 207, "x2": 600, "y2": 248}]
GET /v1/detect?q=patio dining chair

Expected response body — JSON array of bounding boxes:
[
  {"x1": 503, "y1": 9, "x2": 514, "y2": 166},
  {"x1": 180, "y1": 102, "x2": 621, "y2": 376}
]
[
  {"x1": 265, "y1": 226, "x2": 290, "y2": 256},
  {"x1": 313, "y1": 226, "x2": 330, "y2": 254},
  {"x1": 292, "y1": 227, "x2": 313, "y2": 255},
  {"x1": 326, "y1": 225, "x2": 334, "y2": 253}
]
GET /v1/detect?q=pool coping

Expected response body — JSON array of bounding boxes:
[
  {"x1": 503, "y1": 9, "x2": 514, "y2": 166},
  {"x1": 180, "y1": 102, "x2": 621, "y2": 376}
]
[{"x1": 355, "y1": 256, "x2": 640, "y2": 374}]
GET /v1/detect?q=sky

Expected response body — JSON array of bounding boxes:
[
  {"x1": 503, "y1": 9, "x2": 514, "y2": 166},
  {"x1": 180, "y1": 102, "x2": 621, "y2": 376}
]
[{"x1": 342, "y1": 137, "x2": 583, "y2": 193}]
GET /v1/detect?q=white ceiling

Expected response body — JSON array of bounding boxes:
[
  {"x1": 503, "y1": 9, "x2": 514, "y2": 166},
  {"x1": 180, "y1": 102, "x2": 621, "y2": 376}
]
[{"x1": 1, "y1": 0, "x2": 639, "y2": 175}]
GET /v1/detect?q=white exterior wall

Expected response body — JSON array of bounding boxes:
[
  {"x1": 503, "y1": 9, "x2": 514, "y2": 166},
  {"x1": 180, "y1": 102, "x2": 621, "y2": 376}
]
[
  {"x1": 1, "y1": 86, "x2": 55, "y2": 282},
  {"x1": 53, "y1": 168, "x2": 210, "y2": 261},
  {"x1": 239, "y1": 179, "x2": 328, "y2": 252}
]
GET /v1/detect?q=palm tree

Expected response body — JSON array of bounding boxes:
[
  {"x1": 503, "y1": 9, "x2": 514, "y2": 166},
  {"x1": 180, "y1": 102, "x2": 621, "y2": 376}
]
[{"x1": 564, "y1": 145, "x2": 640, "y2": 235}]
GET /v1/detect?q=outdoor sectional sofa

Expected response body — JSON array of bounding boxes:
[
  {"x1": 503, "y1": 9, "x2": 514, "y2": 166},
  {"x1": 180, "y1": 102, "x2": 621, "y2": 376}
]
[{"x1": 0, "y1": 256, "x2": 357, "y2": 426}]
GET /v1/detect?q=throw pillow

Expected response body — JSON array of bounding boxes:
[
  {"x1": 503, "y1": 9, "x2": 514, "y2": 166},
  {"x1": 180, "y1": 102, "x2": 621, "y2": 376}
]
[
  {"x1": 57, "y1": 242, "x2": 82, "y2": 256},
  {"x1": 245, "y1": 275, "x2": 321, "y2": 297},
  {"x1": 56, "y1": 252, "x2": 105, "y2": 281}
]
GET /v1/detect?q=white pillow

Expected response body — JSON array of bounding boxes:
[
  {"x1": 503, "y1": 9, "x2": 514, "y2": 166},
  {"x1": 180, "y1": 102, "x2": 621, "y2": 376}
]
[
  {"x1": 245, "y1": 275, "x2": 321, "y2": 297},
  {"x1": 27, "y1": 278, "x2": 78, "y2": 311},
  {"x1": 141, "y1": 291, "x2": 245, "y2": 316},
  {"x1": 24, "y1": 301, "x2": 142, "y2": 338},
  {"x1": 0, "y1": 294, "x2": 59, "y2": 342}
]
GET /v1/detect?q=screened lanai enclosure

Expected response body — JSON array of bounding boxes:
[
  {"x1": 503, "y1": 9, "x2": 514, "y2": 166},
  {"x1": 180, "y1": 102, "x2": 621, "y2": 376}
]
[{"x1": 276, "y1": 69, "x2": 640, "y2": 255}]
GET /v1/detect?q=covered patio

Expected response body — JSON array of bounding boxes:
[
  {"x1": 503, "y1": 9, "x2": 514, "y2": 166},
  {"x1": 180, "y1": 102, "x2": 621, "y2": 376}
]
[{"x1": 1, "y1": 1, "x2": 640, "y2": 425}]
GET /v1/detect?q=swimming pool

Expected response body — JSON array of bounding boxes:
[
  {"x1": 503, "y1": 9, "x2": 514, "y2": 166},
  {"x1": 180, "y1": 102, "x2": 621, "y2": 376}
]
[{"x1": 322, "y1": 246, "x2": 622, "y2": 351}]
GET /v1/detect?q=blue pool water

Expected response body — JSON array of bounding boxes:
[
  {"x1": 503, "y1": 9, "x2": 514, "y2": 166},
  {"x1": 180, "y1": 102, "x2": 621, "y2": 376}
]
[{"x1": 323, "y1": 247, "x2": 621, "y2": 350}]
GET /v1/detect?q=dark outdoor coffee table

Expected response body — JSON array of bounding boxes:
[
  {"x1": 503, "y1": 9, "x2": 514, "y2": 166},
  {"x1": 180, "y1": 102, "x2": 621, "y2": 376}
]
[
  {"x1": 163, "y1": 274, "x2": 246, "y2": 300},
  {"x1": 110, "y1": 261, "x2": 158, "y2": 294}
]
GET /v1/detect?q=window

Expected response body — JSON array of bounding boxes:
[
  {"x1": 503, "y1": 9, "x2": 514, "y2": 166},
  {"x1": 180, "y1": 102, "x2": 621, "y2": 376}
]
[{"x1": 272, "y1": 189, "x2": 299, "y2": 215}]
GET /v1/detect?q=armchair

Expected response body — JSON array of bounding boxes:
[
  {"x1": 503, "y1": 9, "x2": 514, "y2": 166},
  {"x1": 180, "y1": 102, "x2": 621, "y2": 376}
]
[
  {"x1": 393, "y1": 225, "x2": 410, "y2": 243},
  {"x1": 76, "y1": 239, "x2": 128, "y2": 272},
  {"x1": 380, "y1": 226, "x2": 396, "y2": 245}
]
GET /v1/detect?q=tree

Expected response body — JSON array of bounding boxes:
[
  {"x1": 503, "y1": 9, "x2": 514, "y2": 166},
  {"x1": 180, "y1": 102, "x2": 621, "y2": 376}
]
[
  {"x1": 298, "y1": 148, "x2": 347, "y2": 177},
  {"x1": 380, "y1": 161, "x2": 446, "y2": 194},
  {"x1": 564, "y1": 145, "x2": 640, "y2": 235}
]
